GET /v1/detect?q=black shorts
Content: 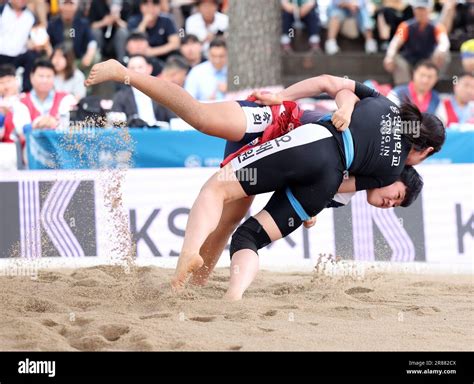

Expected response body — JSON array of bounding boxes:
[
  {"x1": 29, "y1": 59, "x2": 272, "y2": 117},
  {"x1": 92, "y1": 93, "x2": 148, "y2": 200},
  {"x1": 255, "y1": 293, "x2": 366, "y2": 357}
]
[{"x1": 227, "y1": 123, "x2": 345, "y2": 237}]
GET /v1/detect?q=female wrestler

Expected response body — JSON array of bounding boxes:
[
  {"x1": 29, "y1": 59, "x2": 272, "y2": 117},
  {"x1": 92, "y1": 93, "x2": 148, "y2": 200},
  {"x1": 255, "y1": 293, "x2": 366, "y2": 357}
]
[{"x1": 84, "y1": 60, "x2": 445, "y2": 291}]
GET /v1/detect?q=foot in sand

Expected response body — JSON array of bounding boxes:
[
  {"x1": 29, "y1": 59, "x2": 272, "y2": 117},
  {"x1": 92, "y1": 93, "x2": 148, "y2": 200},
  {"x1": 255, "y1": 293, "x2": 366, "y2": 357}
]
[
  {"x1": 189, "y1": 266, "x2": 212, "y2": 287},
  {"x1": 223, "y1": 289, "x2": 243, "y2": 302},
  {"x1": 85, "y1": 59, "x2": 128, "y2": 87},
  {"x1": 171, "y1": 254, "x2": 204, "y2": 292}
]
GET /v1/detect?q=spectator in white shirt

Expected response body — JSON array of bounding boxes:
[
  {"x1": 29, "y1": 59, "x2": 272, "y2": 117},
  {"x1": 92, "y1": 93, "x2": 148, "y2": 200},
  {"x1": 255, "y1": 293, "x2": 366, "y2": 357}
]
[
  {"x1": 184, "y1": 38, "x2": 227, "y2": 101},
  {"x1": 185, "y1": 0, "x2": 228, "y2": 53},
  {"x1": 0, "y1": 0, "x2": 48, "y2": 92}
]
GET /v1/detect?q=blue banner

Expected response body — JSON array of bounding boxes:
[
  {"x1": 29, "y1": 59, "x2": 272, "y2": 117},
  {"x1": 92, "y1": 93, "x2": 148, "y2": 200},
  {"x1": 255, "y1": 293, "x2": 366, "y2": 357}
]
[
  {"x1": 26, "y1": 128, "x2": 226, "y2": 169},
  {"x1": 25, "y1": 126, "x2": 474, "y2": 170},
  {"x1": 426, "y1": 128, "x2": 474, "y2": 164}
]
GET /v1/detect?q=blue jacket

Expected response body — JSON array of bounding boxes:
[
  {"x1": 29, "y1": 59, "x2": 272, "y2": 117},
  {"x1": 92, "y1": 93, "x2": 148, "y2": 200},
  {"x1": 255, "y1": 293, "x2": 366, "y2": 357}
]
[{"x1": 47, "y1": 14, "x2": 96, "y2": 59}]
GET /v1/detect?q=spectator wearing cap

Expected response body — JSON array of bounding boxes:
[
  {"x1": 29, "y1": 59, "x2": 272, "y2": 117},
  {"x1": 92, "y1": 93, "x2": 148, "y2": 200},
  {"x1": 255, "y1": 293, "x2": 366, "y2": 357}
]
[
  {"x1": 88, "y1": 0, "x2": 129, "y2": 62},
  {"x1": 461, "y1": 39, "x2": 474, "y2": 74},
  {"x1": 20, "y1": 60, "x2": 76, "y2": 130},
  {"x1": 123, "y1": 32, "x2": 164, "y2": 76},
  {"x1": 383, "y1": 0, "x2": 450, "y2": 85},
  {"x1": 325, "y1": 0, "x2": 378, "y2": 55},
  {"x1": 0, "y1": 0, "x2": 47, "y2": 92},
  {"x1": 180, "y1": 34, "x2": 205, "y2": 68},
  {"x1": 436, "y1": 72, "x2": 474, "y2": 127},
  {"x1": 387, "y1": 60, "x2": 441, "y2": 114},
  {"x1": 281, "y1": 0, "x2": 322, "y2": 53},
  {"x1": 184, "y1": 38, "x2": 227, "y2": 101},
  {"x1": 185, "y1": 0, "x2": 228, "y2": 53},
  {"x1": 111, "y1": 54, "x2": 186, "y2": 126},
  {"x1": 128, "y1": 0, "x2": 180, "y2": 61},
  {"x1": 47, "y1": 0, "x2": 98, "y2": 71}
]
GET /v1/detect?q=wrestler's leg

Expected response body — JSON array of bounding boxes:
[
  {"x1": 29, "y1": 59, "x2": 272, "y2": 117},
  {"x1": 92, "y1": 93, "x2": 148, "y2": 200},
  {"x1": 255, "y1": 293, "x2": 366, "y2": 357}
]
[
  {"x1": 85, "y1": 59, "x2": 247, "y2": 141},
  {"x1": 191, "y1": 197, "x2": 255, "y2": 286}
]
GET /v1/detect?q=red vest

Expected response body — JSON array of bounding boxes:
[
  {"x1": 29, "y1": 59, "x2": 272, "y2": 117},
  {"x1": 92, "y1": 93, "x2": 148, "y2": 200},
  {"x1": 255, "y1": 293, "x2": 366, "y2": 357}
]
[
  {"x1": 20, "y1": 91, "x2": 68, "y2": 121},
  {"x1": 1, "y1": 110, "x2": 26, "y2": 148},
  {"x1": 443, "y1": 98, "x2": 458, "y2": 127},
  {"x1": 1, "y1": 111, "x2": 15, "y2": 143}
]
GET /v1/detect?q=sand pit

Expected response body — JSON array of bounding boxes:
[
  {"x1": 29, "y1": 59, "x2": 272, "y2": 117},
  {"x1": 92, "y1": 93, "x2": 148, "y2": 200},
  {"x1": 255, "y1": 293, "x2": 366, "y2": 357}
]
[{"x1": 0, "y1": 265, "x2": 472, "y2": 351}]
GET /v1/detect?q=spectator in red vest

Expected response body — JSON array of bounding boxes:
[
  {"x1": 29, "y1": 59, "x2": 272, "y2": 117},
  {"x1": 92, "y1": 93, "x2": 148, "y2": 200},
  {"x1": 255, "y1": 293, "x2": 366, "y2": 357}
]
[
  {"x1": 436, "y1": 73, "x2": 474, "y2": 127},
  {"x1": 387, "y1": 60, "x2": 440, "y2": 114},
  {"x1": 0, "y1": 64, "x2": 31, "y2": 145},
  {"x1": 20, "y1": 59, "x2": 76, "y2": 129}
]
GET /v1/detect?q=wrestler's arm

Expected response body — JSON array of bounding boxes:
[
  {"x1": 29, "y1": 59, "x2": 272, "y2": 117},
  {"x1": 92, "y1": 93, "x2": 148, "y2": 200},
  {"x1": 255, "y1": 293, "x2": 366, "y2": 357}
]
[
  {"x1": 305, "y1": 177, "x2": 356, "y2": 228},
  {"x1": 333, "y1": 89, "x2": 360, "y2": 131},
  {"x1": 252, "y1": 75, "x2": 357, "y2": 104},
  {"x1": 337, "y1": 176, "x2": 357, "y2": 193}
]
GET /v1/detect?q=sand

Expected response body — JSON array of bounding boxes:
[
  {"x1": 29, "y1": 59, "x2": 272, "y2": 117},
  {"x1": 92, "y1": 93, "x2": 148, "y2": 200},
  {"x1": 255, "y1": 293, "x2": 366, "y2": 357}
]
[{"x1": 0, "y1": 265, "x2": 472, "y2": 351}]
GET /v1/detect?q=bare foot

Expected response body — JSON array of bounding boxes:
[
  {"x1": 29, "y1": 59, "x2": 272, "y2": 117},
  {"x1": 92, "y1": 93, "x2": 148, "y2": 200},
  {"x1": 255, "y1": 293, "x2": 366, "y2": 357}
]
[
  {"x1": 223, "y1": 291, "x2": 242, "y2": 301},
  {"x1": 171, "y1": 253, "x2": 204, "y2": 292},
  {"x1": 84, "y1": 59, "x2": 128, "y2": 87}
]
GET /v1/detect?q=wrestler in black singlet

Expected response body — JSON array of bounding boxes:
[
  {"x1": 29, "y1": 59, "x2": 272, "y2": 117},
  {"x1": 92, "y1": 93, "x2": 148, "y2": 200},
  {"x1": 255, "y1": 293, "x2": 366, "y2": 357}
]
[{"x1": 224, "y1": 83, "x2": 412, "y2": 238}]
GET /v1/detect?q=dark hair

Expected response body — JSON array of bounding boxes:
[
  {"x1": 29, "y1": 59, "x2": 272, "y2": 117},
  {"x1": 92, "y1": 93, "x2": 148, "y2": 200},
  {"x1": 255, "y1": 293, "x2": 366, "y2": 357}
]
[
  {"x1": 181, "y1": 34, "x2": 201, "y2": 45},
  {"x1": 399, "y1": 165, "x2": 424, "y2": 207},
  {"x1": 127, "y1": 32, "x2": 148, "y2": 43},
  {"x1": 209, "y1": 38, "x2": 227, "y2": 50},
  {"x1": 164, "y1": 55, "x2": 190, "y2": 72},
  {"x1": 0, "y1": 64, "x2": 16, "y2": 78},
  {"x1": 198, "y1": 0, "x2": 221, "y2": 5},
  {"x1": 400, "y1": 102, "x2": 446, "y2": 157},
  {"x1": 51, "y1": 43, "x2": 76, "y2": 80},
  {"x1": 140, "y1": 0, "x2": 160, "y2": 4},
  {"x1": 31, "y1": 59, "x2": 56, "y2": 74},
  {"x1": 414, "y1": 60, "x2": 439, "y2": 75}
]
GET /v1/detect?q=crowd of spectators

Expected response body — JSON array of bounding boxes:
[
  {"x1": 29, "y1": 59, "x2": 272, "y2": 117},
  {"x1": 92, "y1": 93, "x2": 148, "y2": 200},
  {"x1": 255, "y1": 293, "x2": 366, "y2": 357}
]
[{"x1": 0, "y1": 0, "x2": 472, "y2": 169}]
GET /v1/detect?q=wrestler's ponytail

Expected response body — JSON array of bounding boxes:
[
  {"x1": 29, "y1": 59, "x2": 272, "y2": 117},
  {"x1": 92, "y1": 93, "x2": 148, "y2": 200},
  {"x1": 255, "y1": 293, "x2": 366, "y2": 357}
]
[{"x1": 400, "y1": 102, "x2": 446, "y2": 157}]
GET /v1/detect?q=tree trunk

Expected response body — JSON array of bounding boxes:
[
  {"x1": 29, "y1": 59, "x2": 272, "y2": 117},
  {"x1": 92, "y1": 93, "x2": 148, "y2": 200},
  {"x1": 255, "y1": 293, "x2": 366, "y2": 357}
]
[{"x1": 227, "y1": 0, "x2": 282, "y2": 91}]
